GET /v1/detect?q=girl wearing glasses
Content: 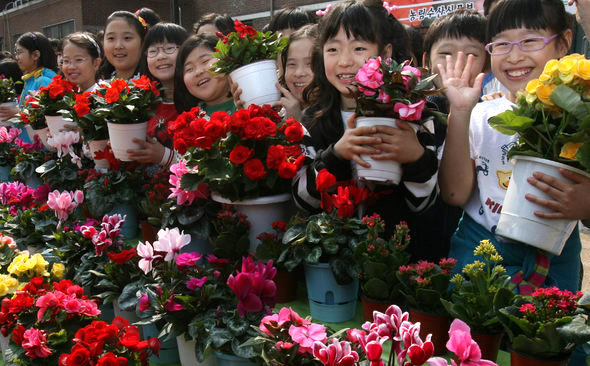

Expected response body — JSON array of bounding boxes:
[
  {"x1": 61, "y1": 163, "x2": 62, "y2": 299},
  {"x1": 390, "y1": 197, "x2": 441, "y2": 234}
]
[
  {"x1": 439, "y1": 0, "x2": 589, "y2": 295},
  {"x1": 61, "y1": 32, "x2": 102, "y2": 92},
  {"x1": 127, "y1": 23, "x2": 188, "y2": 166}
]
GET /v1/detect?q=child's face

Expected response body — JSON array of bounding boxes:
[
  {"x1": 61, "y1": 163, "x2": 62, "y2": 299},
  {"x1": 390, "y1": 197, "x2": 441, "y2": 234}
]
[
  {"x1": 15, "y1": 45, "x2": 38, "y2": 74},
  {"x1": 103, "y1": 18, "x2": 142, "y2": 77},
  {"x1": 62, "y1": 42, "x2": 100, "y2": 91},
  {"x1": 427, "y1": 36, "x2": 487, "y2": 88},
  {"x1": 183, "y1": 46, "x2": 230, "y2": 106},
  {"x1": 490, "y1": 27, "x2": 569, "y2": 96},
  {"x1": 146, "y1": 41, "x2": 179, "y2": 85},
  {"x1": 323, "y1": 27, "x2": 381, "y2": 107},
  {"x1": 284, "y1": 38, "x2": 313, "y2": 103}
]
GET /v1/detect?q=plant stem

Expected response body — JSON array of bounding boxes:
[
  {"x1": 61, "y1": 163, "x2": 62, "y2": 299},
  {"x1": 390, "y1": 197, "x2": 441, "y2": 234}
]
[
  {"x1": 388, "y1": 344, "x2": 394, "y2": 366},
  {"x1": 545, "y1": 111, "x2": 571, "y2": 160}
]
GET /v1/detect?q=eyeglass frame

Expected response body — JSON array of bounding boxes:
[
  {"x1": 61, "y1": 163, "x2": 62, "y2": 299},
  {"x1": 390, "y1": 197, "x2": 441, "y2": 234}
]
[
  {"x1": 62, "y1": 57, "x2": 90, "y2": 67},
  {"x1": 484, "y1": 33, "x2": 559, "y2": 56},
  {"x1": 145, "y1": 45, "x2": 179, "y2": 58}
]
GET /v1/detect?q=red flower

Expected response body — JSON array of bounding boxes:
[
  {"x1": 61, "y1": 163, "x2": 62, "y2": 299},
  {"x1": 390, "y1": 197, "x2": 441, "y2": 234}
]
[
  {"x1": 266, "y1": 145, "x2": 286, "y2": 170},
  {"x1": 106, "y1": 248, "x2": 137, "y2": 265},
  {"x1": 74, "y1": 93, "x2": 91, "y2": 117},
  {"x1": 118, "y1": 326, "x2": 140, "y2": 349},
  {"x1": 229, "y1": 145, "x2": 254, "y2": 165},
  {"x1": 278, "y1": 160, "x2": 298, "y2": 179},
  {"x1": 243, "y1": 158, "x2": 267, "y2": 180},
  {"x1": 316, "y1": 169, "x2": 336, "y2": 192},
  {"x1": 110, "y1": 79, "x2": 128, "y2": 93},
  {"x1": 284, "y1": 119, "x2": 304, "y2": 142},
  {"x1": 105, "y1": 88, "x2": 120, "y2": 103},
  {"x1": 64, "y1": 344, "x2": 91, "y2": 366},
  {"x1": 243, "y1": 117, "x2": 276, "y2": 140},
  {"x1": 96, "y1": 352, "x2": 121, "y2": 366},
  {"x1": 132, "y1": 75, "x2": 152, "y2": 90},
  {"x1": 233, "y1": 19, "x2": 257, "y2": 39},
  {"x1": 12, "y1": 324, "x2": 25, "y2": 346}
]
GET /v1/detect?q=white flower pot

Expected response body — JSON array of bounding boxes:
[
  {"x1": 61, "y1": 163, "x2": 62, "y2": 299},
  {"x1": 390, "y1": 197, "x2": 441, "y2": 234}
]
[
  {"x1": 495, "y1": 155, "x2": 590, "y2": 255},
  {"x1": 24, "y1": 124, "x2": 51, "y2": 149},
  {"x1": 354, "y1": 117, "x2": 419, "y2": 185},
  {"x1": 87, "y1": 139, "x2": 110, "y2": 169},
  {"x1": 229, "y1": 59, "x2": 280, "y2": 108},
  {"x1": 210, "y1": 192, "x2": 292, "y2": 253},
  {"x1": 107, "y1": 121, "x2": 147, "y2": 161},
  {"x1": 112, "y1": 299, "x2": 139, "y2": 324},
  {"x1": 45, "y1": 115, "x2": 77, "y2": 136},
  {"x1": 176, "y1": 335, "x2": 215, "y2": 366}
]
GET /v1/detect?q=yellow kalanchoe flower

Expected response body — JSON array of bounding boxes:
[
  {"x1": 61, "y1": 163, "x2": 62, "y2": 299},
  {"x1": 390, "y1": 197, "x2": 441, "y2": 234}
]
[{"x1": 560, "y1": 142, "x2": 583, "y2": 160}]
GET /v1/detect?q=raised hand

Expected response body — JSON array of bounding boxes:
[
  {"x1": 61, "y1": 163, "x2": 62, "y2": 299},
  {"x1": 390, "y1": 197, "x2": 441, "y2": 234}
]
[{"x1": 437, "y1": 51, "x2": 485, "y2": 112}]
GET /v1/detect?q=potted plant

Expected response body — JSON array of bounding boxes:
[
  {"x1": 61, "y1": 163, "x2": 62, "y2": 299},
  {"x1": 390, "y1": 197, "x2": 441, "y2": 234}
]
[
  {"x1": 0, "y1": 75, "x2": 20, "y2": 108},
  {"x1": 37, "y1": 75, "x2": 78, "y2": 136},
  {"x1": 0, "y1": 126, "x2": 21, "y2": 181},
  {"x1": 19, "y1": 96, "x2": 50, "y2": 148},
  {"x1": 138, "y1": 169, "x2": 172, "y2": 242},
  {"x1": 353, "y1": 213, "x2": 410, "y2": 321},
  {"x1": 209, "y1": 205, "x2": 251, "y2": 262},
  {"x1": 281, "y1": 169, "x2": 370, "y2": 323},
  {"x1": 212, "y1": 19, "x2": 288, "y2": 107},
  {"x1": 488, "y1": 53, "x2": 590, "y2": 255},
  {"x1": 171, "y1": 105, "x2": 306, "y2": 251},
  {"x1": 440, "y1": 239, "x2": 511, "y2": 361},
  {"x1": 396, "y1": 257, "x2": 456, "y2": 355},
  {"x1": 11, "y1": 137, "x2": 51, "y2": 187},
  {"x1": 353, "y1": 56, "x2": 444, "y2": 184},
  {"x1": 93, "y1": 76, "x2": 161, "y2": 161},
  {"x1": 494, "y1": 286, "x2": 590, "y2": 365}
]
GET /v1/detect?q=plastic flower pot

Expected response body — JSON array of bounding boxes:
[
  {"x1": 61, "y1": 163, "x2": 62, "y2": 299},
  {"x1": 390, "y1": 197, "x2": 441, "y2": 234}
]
[
  {"x1": 214, "y1": 352, "x2": 257, "y2": 366},
  {"x1": 87, "y1": 139, "x2": 110, "y2": 170},
  {"x1": 45, "y1": 115, "x2": 77, "y2": 136},
  {"x1": 360, "y1": 293, "x2": 404, "y2": 322},
  {"x1": 112, "y1": 299, "x2": 139, "y2": 324},
  {"x1": 24, "y1": 124, "x2": 51, "y2": 149},
  {"x1": 229, "y1": 60, "x2": 280, "y2": 108},
  {"x1": 355, "y1": 117, "x2": 420, "y2": 185},
  {"x1": 176, "y1": 334, "x2": 215, "y2": 366},
  {"x1": 107, "y1": 203, "x2": 139, "y2": 239},
  {"x1": 471, "y1": 331, "x2": 504, "y2": 362},
  {"x1": 98, "y1": 301, "x2": 115, "y2": 323},
  {"x1": 210, "y1": 192, "x2": 292, "y2": 253},
  {"x1": 304, "y1": 263, "x2": 359, "y2": 323},
  {"x1": 274, "y1": 270, "x2": 297, "y2": 303},
  {"x1": 106, "y1": 121, "x2": 148, "y2": 161},
  {"x1": 24, "y1": 173, "x2": 42, "y2": 189},
  {"x1": 142, "y1": 323, "x2": 180, "y2": 364},
  {"x1": 0, "y1": 165, "x2": 11, "y2": 182},
  {"x1": 495, "y1": 155, "x2": 590, "y2": 255},
  {"x1": 408, "y1": 308, "x2": 450, "y2": 356},
  {"x1": 510, "y1": 348, "x2": 570, "y2": 366}
]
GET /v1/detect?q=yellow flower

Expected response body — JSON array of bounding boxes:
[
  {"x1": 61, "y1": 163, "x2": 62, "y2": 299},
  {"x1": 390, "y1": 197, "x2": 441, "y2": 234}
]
[
  {"x1": 51, "y1": 263, "x2": 65, "y2": 279},
  {"x1": 525, "y1": 79, "x2": 543, "y2": 94},
  {"x1": 559, "y1": 142, "x2": 583, "y2": 160},
  {"x1": 559, "y1": 73, "x2": 575, "y2": 84},
  {"x1": 536, "y1": 83, "x2": 557, "y2": 106},
  {"x1": 543, "y1": 59, "x2": 559, "y2": 75},
  {"x1": 576, "y1": 59, "x2": 590, "y2": 80},
  {"x1": 563, "y1": 53, "x2": 585, "y2": 61},
  {"x1": 0, "y1": 283, "x2": 7, "y2": 297},
  {"x1": 538, "y1": 73, "x2": 552, "y2": 82},
  {"x1": 558, "y1": 57, "x2": 577, "y2": 75}
]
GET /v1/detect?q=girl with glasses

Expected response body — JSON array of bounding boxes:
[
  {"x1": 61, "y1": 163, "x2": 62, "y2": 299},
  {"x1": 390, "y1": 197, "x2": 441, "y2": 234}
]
[
  {"x1": 439, "y1": 0, "x2": 590, "y2": 299},
  {"x1": 61, "y1": 32, "x2": 102, "y2": 92},
  {"x1": 126, "y1": 23, "x2": 188, "y2": 167}
]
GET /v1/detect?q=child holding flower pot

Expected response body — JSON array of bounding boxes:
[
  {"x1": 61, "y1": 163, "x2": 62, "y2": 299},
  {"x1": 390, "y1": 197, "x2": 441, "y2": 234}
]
[
  {"x1": 439, "y1": 0, "x2": 590, "y2": 296},
  {"x1": 61, "y1": 32, "x2": 102, "y2": 93},
  {"x1": 293, "y1": 0, "x2": 438, "y2": 239}
]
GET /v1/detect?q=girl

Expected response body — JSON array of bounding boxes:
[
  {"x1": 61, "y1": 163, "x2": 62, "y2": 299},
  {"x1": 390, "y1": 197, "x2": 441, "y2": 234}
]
[
  {"x1": 174, "y1": 34, "x2": 235, "y2": 116},
  {"x1": 61, "y1": 32, "x2": 102, "y2": 92},
  {"x1": 127, "y1": 23, "x2": 188, "y2": 166},
  {"x1": 294, "y1": 0, "x2": 437, "y2": 239},
  {"x1": 100, "y1": 11, "x2": 146, "y2": 81},
  {"x1": 439, "y1": 0, "x2": 590, "y2": 294},
  {"x1": 274, "y1": 24, "x2": 317, "y2": 121}
]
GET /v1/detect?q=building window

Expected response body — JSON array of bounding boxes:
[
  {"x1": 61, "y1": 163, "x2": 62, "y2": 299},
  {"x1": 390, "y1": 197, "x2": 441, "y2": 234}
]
[{"x1": 43, "y1": 20, "x2": 75, "y2": 39}]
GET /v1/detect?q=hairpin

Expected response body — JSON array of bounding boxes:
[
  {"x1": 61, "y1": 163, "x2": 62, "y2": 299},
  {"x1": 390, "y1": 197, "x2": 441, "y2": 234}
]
[
  {"x1": 137, "y1": 15, "x2": 147, "y2": 29},
  {"x1": 316, "y1": 4, "x2": 332, "y2": 17},
  {"x1": 383, "y1": 1, "x2": 398, "y2": 15},
  {"x1": 79, "y1": 33, "x2": 101, "y2": 59}
]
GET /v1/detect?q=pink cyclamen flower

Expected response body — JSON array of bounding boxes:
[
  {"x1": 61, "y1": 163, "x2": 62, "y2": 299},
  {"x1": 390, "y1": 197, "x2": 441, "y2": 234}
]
[
  {"x1": 138, "y1": 293, "x2": 150, "y2": 311},
  {"x1": 394, "y1": 100, "x2": 426, "y2": 121},
  {"x1": 313, "y1": 338, "x2": 359, "y2": 366},
  {"x1": 46, "y1": 190, "x2": 83, "y2": 222},
  {"x1": 356, "y1": 57, "x2": 383, "y2": 96},
  {"x1": 445, "y1": 318, "x2": 498, "y2": 366},
  {"x1": 0, "y1": 126, "x2": 21, "y2": 143},
  {"x1": 187, "y1": 276, "x2": 207, "y2": 290},
  {"x1": 289, "y1": 323, "x2": 327, "y2": 354},
  {"x1": 168, "y1": 160, "x2": 208, "y2": 206},
  {"x1": 46, "y1": 131, "x2": 80, "y2": 158},
  {"x1": 136, "y1": 241, "x2": 161, "y2": 274},
  {"x1": 154, "y1": 227, "x2": 191, "y2": 262},
  {"x1": 22, "y1": 328, "x2": 52, "y2": 359}
]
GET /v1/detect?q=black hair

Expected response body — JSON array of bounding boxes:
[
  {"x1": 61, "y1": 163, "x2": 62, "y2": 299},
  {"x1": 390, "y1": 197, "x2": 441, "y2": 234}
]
[
  {"x1": 135, "y1": 7, "x2": 161, "y2": 27},
  {"x1": 279, "y1": 24, "x2": 318, "y2": 87},
  {"x1": 487, "y1": 0, "x2": 569, "y2": 44},
  {"x1": 173, "y1": 34, "x2": 224, "y2": 112},
  {"x1": 63, "y1": 32, "x2": 103, "y2": 60},
  {"x1": 405, "y1": 25, "x2": 424, "y2": 67},
  {"x1": 303, "y1": 0, "x2": 409, "y2": 128},
  {"x1": 0, "y1": 59, "x2": 23, "y2": 94},
  {"x1": 267, "y1": 7, "x2": 317, "y2": 33},
  {"x1": 50, "y1": 38, "x2": 63, "y2": 54},
  {"x1": 423, "y1": 9, "x2": 486, "y2": 60},
  {"x1": 483, "y1": 0, "x2": 500, "y2": 16},
  {"x1": 16, "y1": 32, "x2": 57, "y2": 71},
  {"x1": 193, "y1": 13, "x2": 235, "y2": 35},
  {"x1": 142, "y1": 23, "x2": 189, "y2": 98},
  {"x1": 99, "y1": 11, "x2": 147, "y2": 79}
]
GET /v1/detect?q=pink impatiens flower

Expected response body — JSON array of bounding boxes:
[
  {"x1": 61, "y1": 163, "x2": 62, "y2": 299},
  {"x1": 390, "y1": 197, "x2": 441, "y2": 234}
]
[
  {"x1": 356, "y1": 56, "x2": 384, "y2": 96},
  {"x1": 186, "y1": 276, "x2": 207, "y2": 290},
  {"x1": 394, "y1": 100, "x2": 426, "y2": 121},
  {"x1": 290, "y1": 323, "x2": 327, "y2": 354}
]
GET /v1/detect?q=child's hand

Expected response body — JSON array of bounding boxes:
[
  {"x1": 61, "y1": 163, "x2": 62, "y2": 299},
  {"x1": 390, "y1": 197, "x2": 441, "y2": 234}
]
[
  {"x1": 334, "y1": 113, "x2": 382, "y2": 168},
  {"x1": 127, "y1": 138, "x2": 166, "y2": 164},
  {"x1": 273, "y1": 83, "x2": 302, "y2": 121},
  {"x1": 228, "y1": 76, "x2": 246, "y2": 110},
  {"x1": 525, "y1": 169, "x2": 590, "y2": 220},
  {"x1": 371, "y1": 121, "x2": 424, "y2": 163},
  {"x1": 0, "y1": 105, "x2": 17, "y2": 122},
  {"x1": 438, "y1": 52, "x2": 485, "y2": 113}
]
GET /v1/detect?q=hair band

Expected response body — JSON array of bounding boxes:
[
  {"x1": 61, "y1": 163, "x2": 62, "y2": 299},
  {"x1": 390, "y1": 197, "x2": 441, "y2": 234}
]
[
  {"x1": 137, "y1": 15, "x2": 147, "y2": 30},
  {"x1": 383, "y1": 1, "x2": 398, "y2": 15},
  {"x1": 79, "y1": 33, "x2": 101, "y2": 59}
]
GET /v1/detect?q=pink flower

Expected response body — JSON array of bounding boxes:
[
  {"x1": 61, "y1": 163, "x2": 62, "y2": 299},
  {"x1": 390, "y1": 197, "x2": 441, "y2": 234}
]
[
  {"x1": 46, "y1": 189, "x2": 83, "y2": 222},
  {"x1": 35, "y1": 292, "x2": 59, "y2": 322},
  {"x1": 46, "y1": 131, "x2": 80, "y2": 158},
  {"x1": 394, "y1": 100, "x2": 426, "y2": 121},
  {"x1": 383, "y1": 1, "x2": 398, "y2": 15},
  {"x1": 154, "y1": 228, "x2": 191, "y2": 262},
  {"x1": 260, "y1": 307, "x2": 310, "y2": 335},
  {"x1": 445, "y1": 319, "x2": 497, "y2": 366},
  {"x1": 163, "y1": 295, "x2": 184, "y2": 311},
  {"x1": 168, "y1": 160, "x2": 209, "y2": 206},
  {"x1": 227, "y1": 257, "x2": 277, "y2": 316},
  {"x1": 137, "y1": 241, "x2": 161, "y2": 275},
  {"x1": 187, "y1": 276, "x2": 207, "y2": 290},
  {"x1": 289, "y1": 323, "x2": 327, "y2": 354},
  {"x1": 176, "y1": 252, "x2": 202, "y2": 269},
  {"x1": 139, "y1": 293, "x2": 150, "y2": 311},
  {"x1": 316, "y1": 4, "x2": 332, "y2": 16},
  {"x1": 0, "y1": 126, "x2": 21, "y2": 143},
  {"x1": 313, "y1": 338, "x2": 359, "y2": 366},
  {"x1": 377, "y1": 90, "x2": 391, "y2": 103},
  {"x1": 356, "y1": 57, "x2": 384, "y2": 96},
  {"x1": 22, "y1": 328, "x2": 52, "y2": 359}
]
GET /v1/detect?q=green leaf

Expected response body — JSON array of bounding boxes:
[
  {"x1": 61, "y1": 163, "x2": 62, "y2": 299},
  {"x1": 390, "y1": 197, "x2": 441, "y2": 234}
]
[
  {"x1": 489, "y1": 110, "x2": 535, "y2": 135},
  {"x1": 575, "y1": 142, "x2": 590, "y2": 172},
  {"x1": 551, "y1": 84, "x2": 588, "y2": 121},
  {"x1": 305, "y1": 246, "x2": 322, "y2": 263}
]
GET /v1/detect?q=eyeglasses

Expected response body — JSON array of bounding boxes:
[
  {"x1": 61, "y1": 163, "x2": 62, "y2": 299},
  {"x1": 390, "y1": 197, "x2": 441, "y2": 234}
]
[
  {"x1": 485, "y1": 34, "x2": 558, "y2": 56},
  {"x1": 146, "y1": 45, "x2": 179, "y2": 58},
  {"x1": 13, "y1": 49, "x2": 25, "y2": 57},
  {"x1": 62, "y1": 57, "x2": 89, "y2": 67}
]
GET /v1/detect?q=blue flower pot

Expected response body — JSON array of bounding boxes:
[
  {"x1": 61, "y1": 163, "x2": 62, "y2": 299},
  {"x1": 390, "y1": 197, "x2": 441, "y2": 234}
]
[
  {"x1": 0, "y1": 165, "x2": 11, "y2": 182},
  {"x1": 24, "y1": 173, "x2": 42, "y2": 189},
  {"x1": 304, "y1": 263, "x2": 359, "y2": 323},
  {"x1": 214, "y1": 352, "x2": 256, "y2": 366},
  {"x1": 107, "y1": 203, "x2": 138, "y2": 239},
  {"x1": 142, "y1": 323, "x2": 180, "y2": 364},
  {"x1": 98, "y1": 302, "x2": 115, "y2": 323}
]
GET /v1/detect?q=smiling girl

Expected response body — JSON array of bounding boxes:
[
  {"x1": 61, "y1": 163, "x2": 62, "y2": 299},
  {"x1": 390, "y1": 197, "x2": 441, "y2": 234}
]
[
  {"x1": 101, "y1": 11, "x2": 146, "y2": 81},
  {"x1": 61, "y1": 32, "x2": 102, "y2": 92}
]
